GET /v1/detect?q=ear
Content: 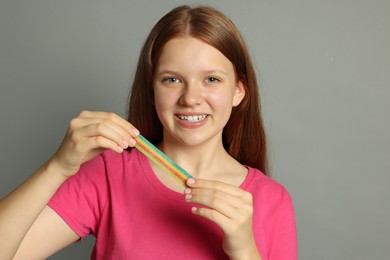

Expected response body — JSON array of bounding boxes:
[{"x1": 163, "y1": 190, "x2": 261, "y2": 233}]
[{"x1": 232, "y1": 80, "x2": 246, "y2": 107}]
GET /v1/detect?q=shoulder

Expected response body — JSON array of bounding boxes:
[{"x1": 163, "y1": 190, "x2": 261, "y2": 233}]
[
  {"x1": 243, "y1": 167, "x2": 293, "y2": 207},
  {"x1": 245, "y1": 169, "x2": 298, "y2": 259},
  {"x1": 67, "y1": 148, "x2": 140, "y2": 184}
]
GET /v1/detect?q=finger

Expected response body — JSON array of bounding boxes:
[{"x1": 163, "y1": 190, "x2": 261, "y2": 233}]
[
  {"x1": 85, "y1": 136, "x2": 123, "y2": 153},
  {"x1": 71, "y1": 122, "x2": 128, "y2": 150},
  {"x1": 77, "y1": 111, "x2": 140, "y2": 137},
  {"x1": 188, "y1": 190, "x2": 254, "y2": 237},
  {"x1": 190, "y1": 207, "x2": 232, "y2": 232},
  {"x1": 186, "y1": 188, "x2": 245, "y2": 211},
  {"x1": 70, "y1": 117, "x2": 136, "y2": 148},
  {"x1": 186, "y1": 178, "x2": 245, "y2": 197},
  {"x1": 66, "y1": 133, "x2": 124, "y2": 162},
  {"x1": 93, "y1": 119, "x2": 134, "y2": 148},
  {"x1": 186, "y1": 191, "x2": 238, "y2": 219}
]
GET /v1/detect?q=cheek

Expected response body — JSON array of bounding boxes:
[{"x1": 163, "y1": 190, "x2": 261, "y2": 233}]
[
  {"x1": 153, "y1": 89, "x2": 177, "y2": 112},
  {"x1": 208, "y1": 91, "x2": 235, "y2": 110},
  {"x1": 154, "y1": 97, "x2": 167, "y2": 115},
  {"x1": 207, "y1": 93, "x2": 234, "y2": 124},
  {"x1": 153, "y1": 94, "x2": 170, "y2": 126}
]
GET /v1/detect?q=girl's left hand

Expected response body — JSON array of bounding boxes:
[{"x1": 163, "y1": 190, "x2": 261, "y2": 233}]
[{"x1": 185, "y1": 178, "x2": 261, "y2": 260}]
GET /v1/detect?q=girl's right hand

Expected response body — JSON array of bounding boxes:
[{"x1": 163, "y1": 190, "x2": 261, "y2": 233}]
[{"x1": 49, "y1": 111, "x2": 139, "y2": 178}]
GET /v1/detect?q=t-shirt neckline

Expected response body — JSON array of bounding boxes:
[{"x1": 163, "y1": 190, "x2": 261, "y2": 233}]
[{"x1": 135, "y1": 149, "x2": 254, "y2": 201}]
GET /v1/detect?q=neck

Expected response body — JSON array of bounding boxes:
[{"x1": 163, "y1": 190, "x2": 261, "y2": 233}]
[{"x1": 157, "y1": 136, "x2": 230, "y2": 179}]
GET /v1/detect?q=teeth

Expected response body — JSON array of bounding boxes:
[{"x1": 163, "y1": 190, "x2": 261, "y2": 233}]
[{"x1": 178, "y1": 115, "x2": 207, "y2": 122}]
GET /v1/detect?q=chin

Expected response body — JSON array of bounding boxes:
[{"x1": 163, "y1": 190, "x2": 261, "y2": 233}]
[{"x1": 175, "y1": 131, "x2": 221, "y2": 148}]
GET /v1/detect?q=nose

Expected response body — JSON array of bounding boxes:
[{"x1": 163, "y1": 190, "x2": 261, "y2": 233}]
[{"x1": 179, "y1": 82, "x2": 203, "y2": 106}]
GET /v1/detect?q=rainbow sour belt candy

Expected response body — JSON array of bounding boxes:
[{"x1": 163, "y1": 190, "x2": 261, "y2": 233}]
[{"x1": 134, "y1": 135, "x2": 193, "y2": 186}]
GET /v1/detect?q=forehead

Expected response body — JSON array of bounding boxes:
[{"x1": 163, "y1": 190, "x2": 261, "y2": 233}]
[{"x1": 156, "y1": 36, "x2": 234, "y2": 74}]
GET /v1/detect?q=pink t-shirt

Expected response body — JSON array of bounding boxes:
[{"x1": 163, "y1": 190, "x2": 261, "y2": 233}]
[{"x1": 48, "y1": 149, "x2": 297, "y2": 259}]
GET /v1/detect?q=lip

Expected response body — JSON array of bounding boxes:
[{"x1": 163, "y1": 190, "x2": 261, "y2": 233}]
[
  {"x1": 175, "y1": 112, "x2": 208, "y2": 116},
  {"x1": 174, "y1": 113, "x2": 209, "y2": 128}
]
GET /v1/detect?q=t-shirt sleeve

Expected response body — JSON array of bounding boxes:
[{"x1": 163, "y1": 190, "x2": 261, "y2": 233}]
[
  {"x1": 48, "y1": 155, "x2": 108, "y2": 239},
  {"x1": 269, "y1": 188, "x2": 298, "y2": 260}
]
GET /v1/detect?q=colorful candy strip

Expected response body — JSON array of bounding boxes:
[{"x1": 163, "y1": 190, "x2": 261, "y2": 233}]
[{"x1": 134, "y1": 135, "x2": 193, "y2": 186}]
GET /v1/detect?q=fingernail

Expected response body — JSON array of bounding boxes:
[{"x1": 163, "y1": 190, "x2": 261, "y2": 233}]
[
  {"x1": 184, "y1": 188, "x2": 191, "y2": 194},
  {"x1": 185, "y1": 194, "x2": 192, "y2": 200},
  {"x1": 191, "y1": 207, "x2": 198, "y2": 213},
  {"x1": 132, "y1": 128, "x2": 140, "y2": 136},
  {"x1": 187, "y1": 178, "x2": 195, "y2": 185},
  {"x1": 122, "y1": 140, "x2": 129, "y2": 148},
  {"x1": 129, "y1": 138, "x2": 136, "y2": 147}
]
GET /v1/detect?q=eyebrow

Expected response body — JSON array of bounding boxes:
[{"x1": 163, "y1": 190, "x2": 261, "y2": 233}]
[
  {"x1": 155, "y1": 70, "x2": 179, "y2": 77},
  {"x1": 155, "y1": 69, "x2": 228, "y2": 77}
]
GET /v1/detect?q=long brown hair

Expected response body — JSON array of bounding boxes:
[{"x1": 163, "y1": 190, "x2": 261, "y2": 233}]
[{"x1": 128, "y1": 5, "x2": 269, "y2": 175}]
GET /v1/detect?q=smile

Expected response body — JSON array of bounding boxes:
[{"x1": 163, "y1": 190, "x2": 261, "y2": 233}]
[{"x1": 177, "y1": 114, "x2": 208, "y2": 122}]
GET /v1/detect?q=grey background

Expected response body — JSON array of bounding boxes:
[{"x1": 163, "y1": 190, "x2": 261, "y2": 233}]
[{"x1": 1, "y1": 0, "x2": 389, "y2": 259}]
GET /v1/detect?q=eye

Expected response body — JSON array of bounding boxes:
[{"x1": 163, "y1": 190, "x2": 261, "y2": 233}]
[
  {"x1": 205, "y1": 76, "x2": 220, "y2": 83},
  {"x1": 162, "y1": 77, "x2": 181, "y2": 84}
]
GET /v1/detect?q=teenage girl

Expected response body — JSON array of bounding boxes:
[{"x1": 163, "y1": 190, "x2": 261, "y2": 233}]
[{"x1": 0, "y1": 5, "x2": 297, "y2": 259}]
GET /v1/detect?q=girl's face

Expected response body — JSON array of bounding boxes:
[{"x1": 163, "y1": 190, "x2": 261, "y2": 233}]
[{"x1": 153, "y1": 36, "x2": 245, "y2": 147}]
